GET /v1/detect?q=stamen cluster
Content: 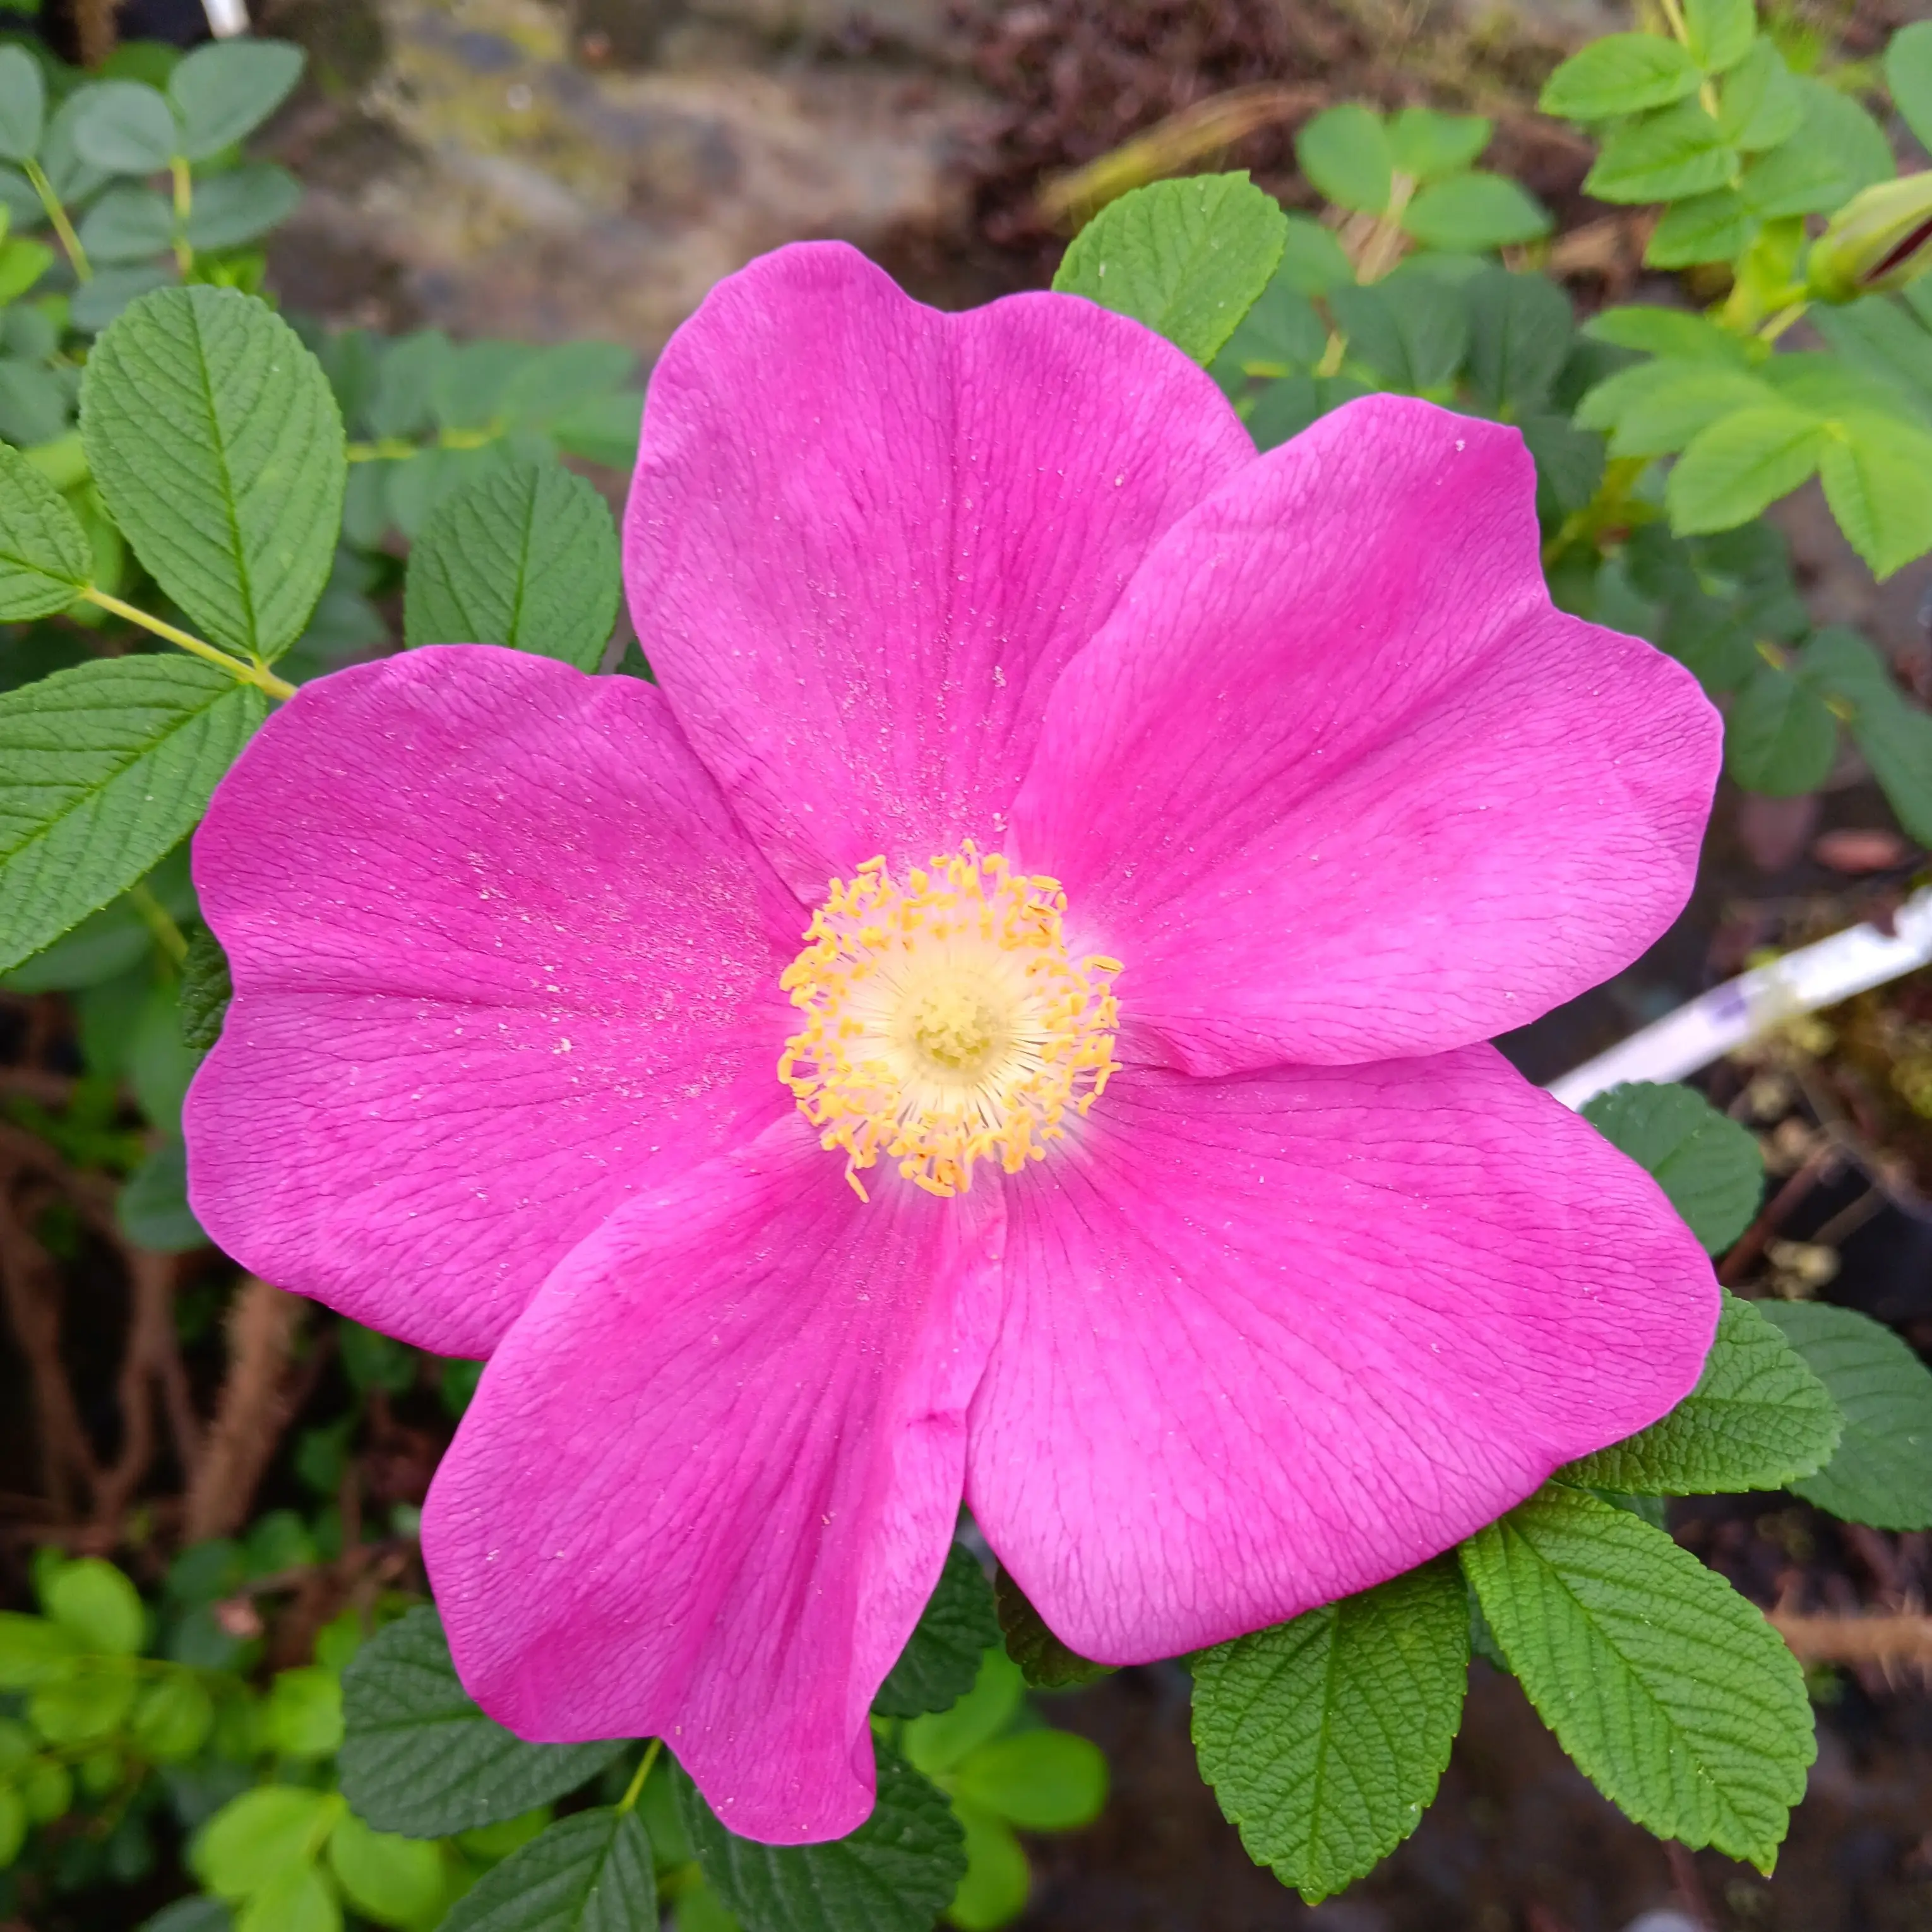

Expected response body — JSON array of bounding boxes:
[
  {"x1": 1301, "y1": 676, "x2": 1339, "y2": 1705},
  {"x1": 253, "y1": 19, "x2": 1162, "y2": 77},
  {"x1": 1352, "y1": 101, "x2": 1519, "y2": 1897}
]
[{"x1": 778, "y1": 845, "x2": 1121, "y2": 1198}]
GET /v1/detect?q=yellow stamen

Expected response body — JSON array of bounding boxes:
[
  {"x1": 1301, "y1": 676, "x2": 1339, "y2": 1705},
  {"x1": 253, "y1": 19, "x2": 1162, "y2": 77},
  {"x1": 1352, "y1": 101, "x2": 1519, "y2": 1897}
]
[{"x1": 778, "y1": 843, "x2": 1120, "y2": 1198}]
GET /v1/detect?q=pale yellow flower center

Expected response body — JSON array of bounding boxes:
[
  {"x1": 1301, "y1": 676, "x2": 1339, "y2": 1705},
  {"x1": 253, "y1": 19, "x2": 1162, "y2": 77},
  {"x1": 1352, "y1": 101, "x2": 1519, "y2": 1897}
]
[{"x1": 778, "y1": 845, "x2": 1121, "y2": 1199}]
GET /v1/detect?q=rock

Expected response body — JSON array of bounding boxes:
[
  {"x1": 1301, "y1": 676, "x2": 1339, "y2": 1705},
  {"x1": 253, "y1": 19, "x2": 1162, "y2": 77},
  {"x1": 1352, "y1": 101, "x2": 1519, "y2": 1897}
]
[{"x1": 269, "y1": 0, "x2": 990, "y2": 352}]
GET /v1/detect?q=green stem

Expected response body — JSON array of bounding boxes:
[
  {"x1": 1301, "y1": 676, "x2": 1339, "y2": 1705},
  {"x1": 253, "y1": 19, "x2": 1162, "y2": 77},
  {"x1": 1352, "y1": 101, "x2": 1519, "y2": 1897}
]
[
  {"x1": 1756, "y1": 299, "x2": 1810, "y2": 344},
  {"x1": 617, "y1": 1739, "x2": 662, "y2": 1815},
  {"x1": 78, "y1": 588, "x2": 297, "y2": 701},
  {"x1": 128, "y1": 883, "x2": 188, "y2": 966},
  {"x1": 24, "y1": 158, "x2": 90, "y2": 282},
  {"x1": 169, "y1": 156, "x2": 194, "y2": 277}
]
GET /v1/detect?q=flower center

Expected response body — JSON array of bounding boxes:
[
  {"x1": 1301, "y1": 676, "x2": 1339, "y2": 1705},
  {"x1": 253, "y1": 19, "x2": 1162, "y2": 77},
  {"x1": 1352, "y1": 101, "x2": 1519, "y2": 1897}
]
[{"x1": 778, "y1": 845, "x2": 1121, "y2": 1199}]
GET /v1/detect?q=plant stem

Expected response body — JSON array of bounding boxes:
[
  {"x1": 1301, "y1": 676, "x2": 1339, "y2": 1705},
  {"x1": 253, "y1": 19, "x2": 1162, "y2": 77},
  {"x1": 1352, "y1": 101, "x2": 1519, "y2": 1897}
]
[
  {"x1": 617, "y1": 1738, "x2": 662, "y2": 1815},
  {"x1": 1756, "y1": 299, "x2": 1810, "y2": 345},
  {"x1": 1653, "y1": 0, "x2": 1719, "y2": 114},
  {"x1": 24, "y1": 160, "x2": 90, "y2": 282},
  {"x1": 169, "y1": 156, "x2": 194, "y2": 277},
  {"x1": 1354, "y1": 174, "x2": 1416, "y2": 285},
  {"x1": 78, "y1": 588, "x2": 297, "y2": 700},
  {"x1": 127, "y1": 883, "x2": 188, "y2": 966}
]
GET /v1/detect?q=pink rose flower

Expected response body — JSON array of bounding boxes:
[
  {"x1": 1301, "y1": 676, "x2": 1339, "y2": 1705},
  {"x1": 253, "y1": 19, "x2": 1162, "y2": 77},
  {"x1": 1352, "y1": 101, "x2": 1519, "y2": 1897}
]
[{"x1": 186, "y1": 243, "x2": 1722, "y2": 1845}]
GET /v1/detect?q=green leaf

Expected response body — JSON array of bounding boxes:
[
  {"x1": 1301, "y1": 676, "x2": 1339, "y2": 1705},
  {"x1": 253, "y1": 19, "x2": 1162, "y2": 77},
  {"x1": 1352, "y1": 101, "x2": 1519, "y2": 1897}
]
[
  {"x1": 29, "y1": 1656, "x2": 135, "y2": 1741},
  {"x1": 1273, "y1": 215, "x2": 1354, "y2": 295},
  {"x1": 0, "y1": 439, "x2": 89, "y2": 619},
  {"x1": 439, "y1": 1808, "x2": 651, "y2": 1932},
  {"x1": 1461, "y1": 1486, "x2": 1812, "y2": 1871},
  {"x1": 142, "y1": 1901, "x2": 235, "y2": 1932},
  {"x1": 1580, "y1": 1080, "x2": 1763, "y2": 1253},
  {"x1": 1191, "y1": 1559, "x2": 1467, "y2": 1905},
  {"x1": 1583, "y1": 304, "x2": 1750, "y2": 364},
  {"x1": 0, "y1": 359, "x2": 68, "y2": 451},
  {"x1": 73, "y1": 81, "x2": 177, "y2": 176},
  {"x1": 1052, "y1": 172, "x2": 1288, "y2": 366},
  {"x1": 1798, "y1": 626, "x2": 1932, "y2": 844},
  {"x1": 1464, "y1": 270, "x2": 1572, "y2": 414},
  {"x1": 180, "y1": 923, "x2": 232, "y2": 1051},
  {"x1": 1585, "y1": 102, "x2": 1733, "y2": 205},
  {"x1": 1520, "y1": 415, "x2": 1606, "y2": 522},
  {"x1": 0, "y1": 657, "x2": 266, "y2": 974},
  {"x1": 1400, "y1": 172, "x2": 1550, "y2": 252},
  {"x1": 132, "y1": 1669, "x2": 215, "y2": 1761},
  {"x1": 169, "y1": 40, "x2": 306, "y2": 163},
  {"x1": 994, "y1": 1567, "x2": 1111, "y2": 1690},
  {"x1": 194, "y1": 1786, "x2": 343, "y2": 1899},
  {"x1": 1246, "y1": 373, "x2": 1351, "y2": 450},
  {"x1": 0, "y1": 1610, "x2": 78, "y2": 1687},
  {"x1": 1385, "y1": 107, "x2": 1490, "y2": 182},
  {"x1": 402, "y1": 461, "x2": 619, "y2": 672},
  {"x1": 680, "y1": 1749, "x2": 965, "y2": 1932},
  {"x1": 950, "y1": 1729, "x2": 1107, "y2": 1831},
  {"x1": 1726, "y1": 661, "x2": 1839, "y2": 794},
  {"x1": 78, "y1": 186, "x2": 173, "y2": 264},
  {"x1": 1810, "y1": 298, "x2": 1932, "y2": 426},
  {"x1": 1592, "y1": 362, "x2": 1778, "y2": 458},
  {"x1": 1563, "y1": 1291, "x2": 1840, "y2": 1494},
  {"x1": 338, "y1": 1606, "x2": 628, "y2": 1838},
  {"x1": 1646, "y1": 188, "x2": 1754, "y2": 269},
  {"x1": 1541, "y1": 33, "x2": 1703, "y2": 119},
  {"x1": 874, "y1": 1543, "x2": 1000, "y2": 1720},
  {"x1": 186, "y1": 165, "x2": 302, "y2": 255},
  {"x1": 1816, "y1": 413, "x2": 1932, "y2": 580},
  {"x1": 1717, "y1": 40, "x2": 1802, "y2": 152},
  {"x1": 326, "y1": 1813, "x2": 448, "y2": 1931},
  {"x1": 1331, "y1": 277, "x2": 1469, "y2": 392},
  {"x1": 1685, "y1": 0, "x2": 1755, "y2": 73},
  {"x1": 236, "y1": 1863, "x2": 340, "y2": 1932},
  {"x1": 263, "y1": 1667, "x2": 344, "y2": 1760},
  {"x1": 1744, "y1": 78, "x2": 1891, "y2": 218},
  {"x1": 1758, "y1": 1301, "x2": 1932, "y2": 1530},
  {"x1": 946, "y1": 1803, "x2": 1027, "y2": 1932},
  {"x1": 44, "y1": 1556, "x2": 144, "y2": 1654},
  {"x1": 1211, "y1": 271, "x2": 1327, "y2": 386},
  {"x1": 120, "y1": 1138, "x2": 206, "y2": 1251},
  {"x1": 905, "y1": 1650, "x2": 1025, "y2": 1780},
  {"x1": 0, "y1": 45, "x2": 44, "y2": 164},
  {"x1": 83, "y1": 286, "x2": 347, "y2": 661},
  {"x1": 42, "y1": 90, "x2": 110, "y2": 206},
  {"x1": 1295, "y1": 104, "x2": 1393, "y2": 213},
  {"x1": 1890, "y1": 21, "x2": 1932, "y2": 153},
  {"x1": 1667, "y1": 405, "x2": 1824, "y2": 533},
  {"x1": 70, "y1": 264, "x2": 169, "y2": 338},
  {"x1": 550, "y1": 390, "x2": 643, "y2": 470}
]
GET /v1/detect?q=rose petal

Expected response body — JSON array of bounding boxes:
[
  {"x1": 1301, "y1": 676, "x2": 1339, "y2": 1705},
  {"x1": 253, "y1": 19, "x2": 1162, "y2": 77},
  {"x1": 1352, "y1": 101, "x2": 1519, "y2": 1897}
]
[
  {"x1": 624, "y1": 240, "x2": 1253, "y2": 897},
  {"x1": 186, "y1": 647, "x2": 799, "y2": 1357},
  {"x1": 1015, "y1": 396, "x2": 1721, "y2": 1072},
  {"x1": 965, "y1": 1048, "x2": 1717, "y2": 1661},
  {"x1": 422, "y1": 1114, "x2": 1001, "y2": 1843}
]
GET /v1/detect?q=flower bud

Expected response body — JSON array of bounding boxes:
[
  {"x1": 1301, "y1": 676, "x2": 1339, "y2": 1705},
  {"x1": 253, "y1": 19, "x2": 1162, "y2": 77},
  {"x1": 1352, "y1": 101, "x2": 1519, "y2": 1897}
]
[{"x1": 1806, "y1": 172, "x2": 1932, "y2": 302}]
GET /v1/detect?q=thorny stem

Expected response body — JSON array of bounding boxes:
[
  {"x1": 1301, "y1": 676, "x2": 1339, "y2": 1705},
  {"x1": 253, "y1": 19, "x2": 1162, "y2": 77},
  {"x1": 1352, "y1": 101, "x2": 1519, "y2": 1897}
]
[
  {"x1": 618, "y1": 1738, "x2": 662, "y2": 1814},
  {"x1": 24, "y1": 159, "x2": 90, "y2": 282},
  {"x1": 78, "y1": 588, "x2": 297, "y2": 700}
]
